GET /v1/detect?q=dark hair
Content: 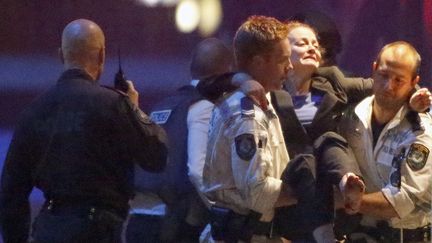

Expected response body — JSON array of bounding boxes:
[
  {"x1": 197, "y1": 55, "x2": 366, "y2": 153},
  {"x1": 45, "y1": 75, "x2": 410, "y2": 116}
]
[{"x1": 190, "y1": 38, "x2": 233, "y2": 80}]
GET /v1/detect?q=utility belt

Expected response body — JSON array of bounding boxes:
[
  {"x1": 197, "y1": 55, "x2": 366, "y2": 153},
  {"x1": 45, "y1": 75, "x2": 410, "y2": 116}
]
[
  {"x1": 350, "y1": 221, "x2": 431, "y2": 243},
  {"x1": 209, "y1": 205, "x2": 275, "y2": 243},
  {"x1": 42, "y1": 198, "x2": 125, "y2": 227}
]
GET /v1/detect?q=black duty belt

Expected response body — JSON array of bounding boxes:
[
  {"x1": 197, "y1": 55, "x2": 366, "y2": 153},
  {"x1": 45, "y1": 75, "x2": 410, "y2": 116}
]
[
  {"x1": 352, "y1": 223, "x2": 431, "y2": 242},
  {"x1": 209, "y1": 205, "x2": 275, "y2": 242},
  {"x1": 43, "y1": 198, "x2": 127, "y2": 220}
]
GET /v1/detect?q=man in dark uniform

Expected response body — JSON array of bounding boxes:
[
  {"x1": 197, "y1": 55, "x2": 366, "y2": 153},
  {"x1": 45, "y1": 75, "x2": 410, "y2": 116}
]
[
  {"x1": 0, "y1": 19, "x2": 167, "y2": 243},
  {"x1": 126, "y1": 38, "x2": 233, "y2": 243}
]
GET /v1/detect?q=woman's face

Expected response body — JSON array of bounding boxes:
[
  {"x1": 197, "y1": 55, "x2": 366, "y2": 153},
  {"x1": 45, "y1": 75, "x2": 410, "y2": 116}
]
[{"x1": 288, "y1": 26, "x2": 322, "y2": 71}]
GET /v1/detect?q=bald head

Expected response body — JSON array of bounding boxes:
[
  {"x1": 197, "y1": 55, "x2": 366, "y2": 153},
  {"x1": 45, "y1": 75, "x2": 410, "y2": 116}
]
[
  {"x1": 60, "y1": 19, "x2": 105, "y2": 80},
  {"x1": 190, "y1": 38, "x2": 233, "y2": 80}
]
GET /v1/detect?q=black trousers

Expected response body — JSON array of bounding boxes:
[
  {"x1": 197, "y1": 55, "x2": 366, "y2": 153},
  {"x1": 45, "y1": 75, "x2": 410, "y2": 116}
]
[
  {"x1": 277, "y1": 132, "x2": 363, "y2": 241},
  {"x1": 126, "y1": 214, "x2": 164, "y2": 243},
  {"x1": 31, "y1": 206, "x2": 124, "y2": 243}
]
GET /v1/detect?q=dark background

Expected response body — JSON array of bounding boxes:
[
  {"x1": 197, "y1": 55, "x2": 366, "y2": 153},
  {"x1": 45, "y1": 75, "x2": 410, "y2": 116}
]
[
  {"x1": 0, "y1": 1, "x2": 431, "y2": 241},
  {"x1": 0, "y1": 0, "x2": 431, "y2": 127}
]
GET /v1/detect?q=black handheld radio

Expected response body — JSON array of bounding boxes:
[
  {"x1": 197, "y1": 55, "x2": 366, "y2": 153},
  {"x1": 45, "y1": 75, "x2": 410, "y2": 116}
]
[{"x1": 114, "y1": 48, "x2": 129, "y2": 92}]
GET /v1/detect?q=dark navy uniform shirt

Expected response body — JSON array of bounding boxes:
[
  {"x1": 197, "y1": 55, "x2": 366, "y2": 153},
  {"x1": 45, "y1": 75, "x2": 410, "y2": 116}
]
[{"x1": 0, "y1": 69, "x2": 167, "y2": 242}]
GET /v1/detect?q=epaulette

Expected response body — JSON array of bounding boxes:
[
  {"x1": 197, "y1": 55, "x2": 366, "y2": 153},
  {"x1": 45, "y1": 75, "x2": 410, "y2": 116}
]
[
  {"x1": 406, "y1": 110, "x2": 424, "y2": 132},
  {"x1": 101, "y1": 85, "x2": 128, "y2": 96},
  {"x1": 240, "y1": 96, "x2": 255, "y2": 118}
]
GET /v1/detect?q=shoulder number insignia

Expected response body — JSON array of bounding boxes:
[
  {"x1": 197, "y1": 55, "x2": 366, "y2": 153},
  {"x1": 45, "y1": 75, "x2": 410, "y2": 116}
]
[
  {"x1": 406, "y1": 143, "x2": 429, "y2": 171},
  {"x1": 150, "y1": 110, "x2": 172, "y2": 124},
  {"x1": 241, "y1": 97, "x2": 255, "y2": 117},
  {"x1": 235, "y1": 133, "x2": 256, "y2": 161}
]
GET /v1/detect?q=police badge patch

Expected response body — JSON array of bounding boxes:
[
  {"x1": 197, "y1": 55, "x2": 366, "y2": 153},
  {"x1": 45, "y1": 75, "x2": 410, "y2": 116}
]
[
  {"x1": 406, "y1": 143, "x2": 429, "y2": 171},
  {"x1": 235, "y1": 134, "x2": 256, "y2": 161},
  {"x1": 150, "y1": 110, "x2": 172, "y2": 124}
]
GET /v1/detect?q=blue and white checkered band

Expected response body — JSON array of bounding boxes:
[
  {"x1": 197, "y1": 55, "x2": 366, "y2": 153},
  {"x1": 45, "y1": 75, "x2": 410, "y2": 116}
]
[
  {"x1": 406, "y1": 143, "x2": 429, "y2": 171},
  {"x1": 241, "y1": 97, "x2": 255, "y2": 118},
  {"x1": 390, "y1": 169, "x2": 401, "y2": 188},
  {"x1": 235, "y1": 134, "x2": 256, "y2": 161},
  {"x1": 149, "y1": 110, "x2": 172, "y2": 124},
  {"x1": 389, "y1": 148, "x2": 405, "y2": 188}
]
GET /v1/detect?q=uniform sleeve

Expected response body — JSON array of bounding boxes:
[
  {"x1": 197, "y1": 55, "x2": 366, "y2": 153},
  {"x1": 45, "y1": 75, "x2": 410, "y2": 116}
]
[
  {"x1": 230, "y1": 118, "x2": 282, "y2": 215},
  {"x1": 381, "y1": 133, "x2": 432, "y2": 218},
  {"x1": 0, "y1": 118, "x2": 34, "y2": 242},
  {"x1": 187, "y1": 100, "x2": 213, "y2": 191},
  {"x1": 116, "y1": 97, "x2": 168, "y2": 172}
]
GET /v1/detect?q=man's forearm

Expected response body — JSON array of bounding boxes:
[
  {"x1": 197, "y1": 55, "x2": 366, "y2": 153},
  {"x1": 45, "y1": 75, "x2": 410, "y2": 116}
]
[{"x1": 359, "y1": 192, "x2": 399, "y2": 219}]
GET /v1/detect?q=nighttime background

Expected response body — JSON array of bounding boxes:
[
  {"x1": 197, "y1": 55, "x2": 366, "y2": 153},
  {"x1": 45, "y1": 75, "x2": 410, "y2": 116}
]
[{"x1": 0, "y1": 0, "x2": 431, "y2": 241}]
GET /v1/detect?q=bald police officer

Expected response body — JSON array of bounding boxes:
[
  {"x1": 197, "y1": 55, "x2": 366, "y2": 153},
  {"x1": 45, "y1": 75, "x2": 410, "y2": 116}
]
[{"x1": 0, "y1": 19, "x2": 167, "y2": 243}]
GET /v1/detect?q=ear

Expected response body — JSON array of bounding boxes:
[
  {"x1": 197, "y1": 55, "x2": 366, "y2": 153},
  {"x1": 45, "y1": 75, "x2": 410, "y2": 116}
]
[
  {"x1": 58, "y1": 48, "x2": 64, "y2": 64},
  {"x1": 98, "y1": 47, "x2": 105, "y2": 66},
  {"x1": 372, "y1": 61, "x2": 377, "y2": 72},
  {"x1": 411, "y1": 75, "x2": 420, "y2": 86}
]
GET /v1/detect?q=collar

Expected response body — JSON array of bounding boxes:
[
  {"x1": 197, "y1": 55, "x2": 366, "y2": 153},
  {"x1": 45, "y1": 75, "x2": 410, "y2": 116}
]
[
  {"x1": 58, "y1": 69, "x2": 95, "y2": 83},
  {"x1": 190, "y1": 79, "x2": 200, "y2": 87},
  {"x1": 355, "y1": 95, "x2": 409, "y2": 131}
]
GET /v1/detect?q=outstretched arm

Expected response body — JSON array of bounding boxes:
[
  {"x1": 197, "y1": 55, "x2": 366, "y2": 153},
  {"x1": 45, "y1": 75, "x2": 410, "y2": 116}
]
[
  {"x1": 197, "y1": 72, "x2": 268, "y2": 109},
  {"x1": 359, "y1": 192, "x2": 398, "y2": 219},
  {"x1": 315, "y1": 66, "x2": 432, "y2": 112}
]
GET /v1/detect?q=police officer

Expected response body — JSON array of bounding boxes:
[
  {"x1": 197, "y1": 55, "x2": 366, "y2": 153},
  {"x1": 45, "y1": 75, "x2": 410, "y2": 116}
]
[
  {"x1": 197, "y1": 21, "x2": 369, "y2": 242},
  {"x1": 320, "y1": 41, "x2": 432, "y2": 242},
  {"x1": 0, "y1": 19, "x2": 167, "y2": 243},
  {"x1": 126, "y1": 38, "x2": 233, "y2": 243},
  {"x1": 202, "y1": 15, "x2": 298, "y2": 243}
]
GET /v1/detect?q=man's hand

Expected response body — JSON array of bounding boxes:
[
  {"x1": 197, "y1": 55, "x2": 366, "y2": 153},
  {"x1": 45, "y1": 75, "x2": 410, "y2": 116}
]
[
  {"x1": 409, "y1": 88, "x2": 432, "y2": 112},
  {"x1": 239, "y1": 80, "x2": 268, "y2": 110},
  {"x1": 339, "y1": 173, "x2": 365, "y2": 215},
  {"x1": 126, "y1": 80, "x2": 139, "y2": 108},
  {"x1": 232, "y1": 72, "x2": 268, "y2": 110}
]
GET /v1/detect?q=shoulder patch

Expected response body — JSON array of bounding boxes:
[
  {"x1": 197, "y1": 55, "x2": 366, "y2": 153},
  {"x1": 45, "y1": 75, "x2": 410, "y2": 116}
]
[
  {"x1": 406, "y1": 143, "x2": 429, "y2": 171},
  {"x1": 149, "y1": 110, "x2": 172, "y2": 124},
  {"x1": 241, "y1": 97, "x2": 255, "y2": 117},
  {"x1": 235, "y1": 134, "x2": 256, "y2": 161}
]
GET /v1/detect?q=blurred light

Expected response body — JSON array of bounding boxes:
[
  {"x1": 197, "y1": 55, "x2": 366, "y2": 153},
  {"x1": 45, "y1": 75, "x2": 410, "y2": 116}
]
[
  {"x1": 137, "y1": 0, "x2": 159, "y2": 7},
  {"x1": 160, "y1": 0, "x2": 179, "y2": 7},
  {"x1": 198, "y1": 0, "x2": 222, "y2": 36},
  {"x1": 136, "y1": 0, "x2": 178, "y2": 7},
  {"x1": 175, "y1": 0, "x2": 200, "y2": 33}
]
